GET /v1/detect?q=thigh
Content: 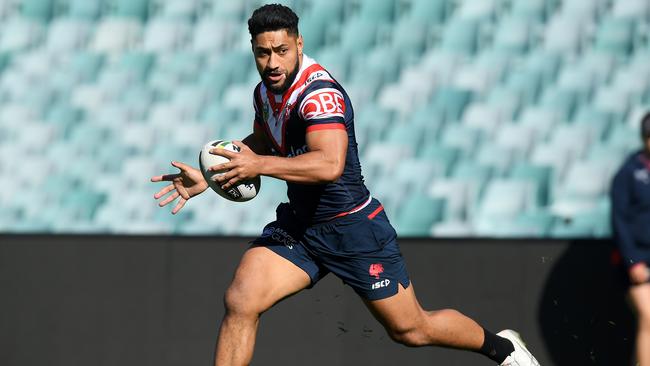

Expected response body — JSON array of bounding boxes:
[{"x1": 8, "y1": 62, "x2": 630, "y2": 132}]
[
  {"x1": 363, "y1": 282, "x2": 424, "y2": 331},
  {"x1": 226, "y1": 246, "x2": 312, "y2": 313}
]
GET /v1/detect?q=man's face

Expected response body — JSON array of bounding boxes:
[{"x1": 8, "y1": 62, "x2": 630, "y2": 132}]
[{"x1": 252, "y1": 30, "x2": 303, "y2": 94}]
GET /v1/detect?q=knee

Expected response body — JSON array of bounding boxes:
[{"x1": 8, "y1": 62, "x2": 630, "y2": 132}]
[{"x1": 223, "y1": 284, "x2": 267, "y2": 319}]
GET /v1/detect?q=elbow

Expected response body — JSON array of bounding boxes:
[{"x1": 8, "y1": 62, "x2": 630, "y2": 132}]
[{"x1": 320, "y1": 161, "x2": 344, "y2": 183}]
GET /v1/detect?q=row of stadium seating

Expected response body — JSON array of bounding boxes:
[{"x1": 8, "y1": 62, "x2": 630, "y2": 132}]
[{"x1": 1, "y1": 0, "x2": 648, "y2": 236}]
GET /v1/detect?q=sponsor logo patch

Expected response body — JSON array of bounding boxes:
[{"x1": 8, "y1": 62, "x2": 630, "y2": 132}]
[{"x1": 299, "y1": 88, "x2": 345, "y2": 120}]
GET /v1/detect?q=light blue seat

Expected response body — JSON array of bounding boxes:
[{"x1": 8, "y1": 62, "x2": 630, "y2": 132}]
[
  {"x1": 21, "y1": 0, "x2": 54, "y2": 22},
  {"x1": 111, "y1": 0, "x2": 150, "y2": 20},
  {"x1": 440, "y1": 18, "x2": 479, "y2": 55},
  {"x1": 509, "y1": 163, "x2": 552, "y2": 206},
  {"x1": 394, "y1": 158, "x2": 443, "y2": 193},
  {"x1": 117, "y1": 51, "x2": 154, "y2": 81},
  {"x1": 493, "y1": 17, "x2": 532, "y2": 54},
  {"x1": 70, "y1": 52, "x2": 105, "y2": 82},
  {"x1": 539, "y1": 87, "x2": 578, "y2": 121},
  {"x1": 439, "y1": 124, "x2": 483, "y2": 158},
  {"x1": 61, "y1": 189, "x2": 107, "y2": 221},
  {"x1": 339, "y1": 19, "x2": 378, "y2": 52},
  {"x1": 315, "y1": 46, "x2": 350, "y2": 81},
  {"x1": 393, "y1": 195, "x2": 445, "y2": 237},
  {"x1": 431, "y1": 87, "x2": 473, "y2": 122},
  {"x1": 474, "y1": 145, "x2": 515, "y2": 176},
  {"x1": 391, "y1": 18, "x2": 428, "y2": 60},
  {"x1": 550, "y1": 221, "x2": 595, "y2": 238},
  {"x1": 358, "y1": 0, "x2": 395, "y2": 22},
  {"x1": 67, "y1": 0, "x2": 104, "y2": 20},
  {"x1": 510, "y1": 0, "x2": 551, "y2": 21},
  {"x1": 408, "y1": 0, "x2": 449, "y2": 24},
  {"x1": 595, "y1": 18, "x2": 636, "y2": 55},
  {"x1": 505, "y1": 69, "x2": 543, "y2": 105},
  {"x1": 477, "y1": 179, "x2": 535, "y2": 219},
  {"x1": 418, "y1": 144, "x2": 460, "y2": 176}
]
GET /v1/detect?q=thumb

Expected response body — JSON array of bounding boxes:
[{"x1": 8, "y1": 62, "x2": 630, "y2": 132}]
[{"x1": 171, "y1": 161, "x2": 191, "y2": 171}]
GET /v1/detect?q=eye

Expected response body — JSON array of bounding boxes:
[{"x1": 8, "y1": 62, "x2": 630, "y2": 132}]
[{"x1": 278, "y1": 48, "x2": 288, "y2": 55}]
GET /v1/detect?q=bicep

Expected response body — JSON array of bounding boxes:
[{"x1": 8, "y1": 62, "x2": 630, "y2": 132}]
[{"x1": 306, "y1": 128, "x2": 348, "y2": 164}]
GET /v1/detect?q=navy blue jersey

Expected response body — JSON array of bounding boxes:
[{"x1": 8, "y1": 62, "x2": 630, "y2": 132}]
[
  {"x1": 611, "y1": 150, "x2": 650, "y2": 267},
  {"x1": 252, "y1": 55, "x2": 370, "y2": 224}
]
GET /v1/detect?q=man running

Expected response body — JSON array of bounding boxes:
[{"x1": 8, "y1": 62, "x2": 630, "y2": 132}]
[{"x1": 151, "y1": 4, "x2": 540, "y2": 365}]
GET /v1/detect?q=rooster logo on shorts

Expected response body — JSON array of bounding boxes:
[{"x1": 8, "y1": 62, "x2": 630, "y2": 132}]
[{"x1": 369, "y1": 263, "x2": 384, "y2": 279}]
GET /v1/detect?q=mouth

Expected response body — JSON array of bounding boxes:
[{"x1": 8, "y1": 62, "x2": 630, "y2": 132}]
[{"x1": 265, "y1": 72, "x2": 285, "y2": 84}]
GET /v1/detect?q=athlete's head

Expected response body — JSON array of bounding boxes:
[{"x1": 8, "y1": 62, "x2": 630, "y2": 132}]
[
  {"x1": 641, "y1": 111, "x2": 650, "y2": 154},
  {"x1": 248, "y1": 4, "x2": 303, "y2": 94}
]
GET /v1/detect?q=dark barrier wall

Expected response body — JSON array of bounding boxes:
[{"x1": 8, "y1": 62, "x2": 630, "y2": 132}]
[{"x1": 0, "y1": 235, "x2": 637, "y2": 366}]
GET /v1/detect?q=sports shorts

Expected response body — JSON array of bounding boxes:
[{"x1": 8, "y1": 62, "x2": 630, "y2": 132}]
[{"x1": 250, "y1": 198, "x2": 410, "y2": 301}]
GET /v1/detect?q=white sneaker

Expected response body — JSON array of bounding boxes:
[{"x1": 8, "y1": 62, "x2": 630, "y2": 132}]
[{"x1": 497, "y1": 329, "x2": 540, "y2": 366}]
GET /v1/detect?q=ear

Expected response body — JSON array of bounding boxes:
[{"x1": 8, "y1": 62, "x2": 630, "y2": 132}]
[{"x1": 297, "y1": 34, "x2": 304, "y2": 55}]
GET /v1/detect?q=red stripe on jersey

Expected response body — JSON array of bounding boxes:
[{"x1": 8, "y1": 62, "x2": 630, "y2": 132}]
[
  {"x1": 331, "y1": 196, "x2": 372, "y2": 219},
  {"x1": 306, "y1": 123, "x2": 346, "y2": 133},
  {"x1": 367, "y1": 205, "x2": 384, "y2": 220}
]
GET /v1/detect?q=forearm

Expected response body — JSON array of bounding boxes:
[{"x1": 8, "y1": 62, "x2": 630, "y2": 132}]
[{"x1": 258, "y1": 151, "x2": 342, "y2": 184}]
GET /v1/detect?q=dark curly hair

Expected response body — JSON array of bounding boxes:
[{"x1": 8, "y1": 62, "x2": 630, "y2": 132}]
[{"x1": 248, "y1": 4, "x2": 299, "y2": 38}]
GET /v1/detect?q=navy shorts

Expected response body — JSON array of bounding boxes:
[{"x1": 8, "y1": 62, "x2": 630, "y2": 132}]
[{"x1": 250, "y1": 198, "x2": 410, "y2": 301}]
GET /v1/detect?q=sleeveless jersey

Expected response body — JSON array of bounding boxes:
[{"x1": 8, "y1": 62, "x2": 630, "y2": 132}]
[{"x1": 252, "y1": 55, "x2": 371, "y2": 224}]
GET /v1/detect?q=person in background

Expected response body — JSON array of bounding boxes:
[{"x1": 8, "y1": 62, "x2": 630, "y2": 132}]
[{"x1": 611, "y1": 111, "x2": 650, "y2": 366}]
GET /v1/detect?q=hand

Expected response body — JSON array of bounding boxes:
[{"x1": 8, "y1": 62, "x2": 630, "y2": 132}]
[
  {"x1": 150, "y1": 161, "x2": 208, "y2": 214},
  {"x1": 629, "y1": 262, "x2": 650, "y2": 285},
  {"x1": 209, "y1": 141, "x2": 262, "y2": 190}
]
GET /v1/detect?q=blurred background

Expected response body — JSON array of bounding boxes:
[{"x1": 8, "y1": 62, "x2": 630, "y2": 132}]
[{"x1": 0, "y1": 0, "x2": 648, "y2": 237}]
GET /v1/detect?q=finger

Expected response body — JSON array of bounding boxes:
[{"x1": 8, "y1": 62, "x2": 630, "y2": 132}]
[
  {"x1": 159, "y1": 191, "x2": 180, "y2": 207},
  {"x1": 154, "y1": 184, "x2": 175, "y2": 199},
  {"x1": 215, "y1": 169, "x2": 238, "y2": 183},
  {"x1": 209, "y1": 162, "x2": 231, "y2": 173},
  {"x1": 210, "y1": 148, "x2": 237, "y2": 158},
  {"x1": 221, "y1": 176, "x2": 241, "y2": 191},
  {"x1": 171, "y1": 161, "x2": 193, "y2": 172},
  {"x1": 176, "y1": 184, "x2": 191, "y2": 200},
  {"x1": 172, "y1": 198, "x2": 187, "y2": 214},
  {"x1": 151, "y1": 173, "x2": 179, "y2": 182}
]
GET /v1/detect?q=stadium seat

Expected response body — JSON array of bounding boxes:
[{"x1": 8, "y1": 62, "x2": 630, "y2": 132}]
[
  {"x1": 46, "y1": 18, "x2": 92, "y2": 52},
  {"x1": 111, "y1": 0, "x2": 150, "y2": 21},
  {"x1": 477, "y1": 179, "x2": 535, "y2": 219},
  {"x1": 493, "y1": 17, "x2": 532, "y2": 54},
  {"x1": 407, "y1": 0, "x2": 449, "y2": 24},
  {"x1": 595, "y1": 17, "x2": 636, "y2": 55},
  {"x1": 0, "y1": 17, "x2": 45, "y2": 51},
  {"x1": 431, "y1": 87, "x2": 473, "y2": 122},
  {"x1": 91, "y1": 18, "x2": 142, "y2": 53},
  {"x1": 393, "y1": 195, "x2": 445, "y2": 237},
  {"x1": 21, "y1": 0, "x2": 54, "y2": 22},
  {"x1": 509, "y1": 162, "x2": 552, "y2": 206},
  {"x1": 358, "y1": 0, "x2": 395, "y2": 22},
  {"x1": 440, "y1": 18, "x2": 479, "y2": 55}
]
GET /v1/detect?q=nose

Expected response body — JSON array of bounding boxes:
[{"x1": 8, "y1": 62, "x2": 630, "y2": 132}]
[{"x1": 267, "y1": 51, "x2": 280, "y2": 71}]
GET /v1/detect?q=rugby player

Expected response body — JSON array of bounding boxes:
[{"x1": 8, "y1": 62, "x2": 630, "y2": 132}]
[
  {"x1": 151, "y1": 4, "x2": 540, "y2": 365},
  {"x1": 611, "y1": 112, "x2": 650, "y2": 366}
]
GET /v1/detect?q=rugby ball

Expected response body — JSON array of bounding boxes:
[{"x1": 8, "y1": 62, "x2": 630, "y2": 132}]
[{"x1": 199, "y1": 140, "x2": 261, "y2": 202}]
